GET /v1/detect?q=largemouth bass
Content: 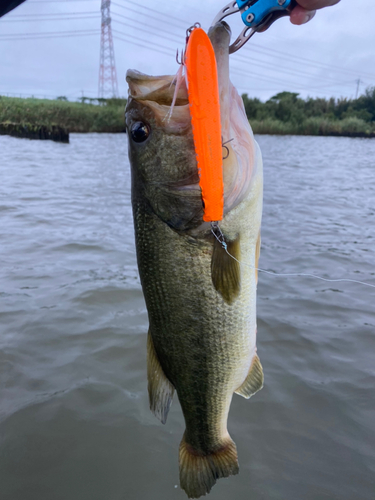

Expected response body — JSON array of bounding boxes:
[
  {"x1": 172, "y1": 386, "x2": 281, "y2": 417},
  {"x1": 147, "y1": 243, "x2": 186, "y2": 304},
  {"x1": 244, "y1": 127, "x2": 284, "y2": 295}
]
[{"x1": 125, "y1": 22, "x2": 263, "y2": 498}]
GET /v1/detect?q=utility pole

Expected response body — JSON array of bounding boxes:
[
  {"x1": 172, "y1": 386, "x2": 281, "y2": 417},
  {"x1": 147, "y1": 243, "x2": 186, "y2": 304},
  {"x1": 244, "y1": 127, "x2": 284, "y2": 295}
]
[
  {"x1": 98, "y1": 0, "x2": 118, "y2": 98},
  {"x1": 355, "y1": 78, "x2": 362, "y2": 100}
]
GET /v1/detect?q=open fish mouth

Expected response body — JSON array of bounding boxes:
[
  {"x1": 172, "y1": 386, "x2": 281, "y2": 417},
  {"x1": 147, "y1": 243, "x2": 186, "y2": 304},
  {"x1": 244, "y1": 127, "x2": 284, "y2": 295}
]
[
  {"x1": 126, "y1": 72, "x2": 189, "y2": 107},
  {"x1": 126, "y1": 22, "x2": 261, "y2": 220},
  {"x1": 126, "y1": 70, "x2": 191, "y2": 136}
]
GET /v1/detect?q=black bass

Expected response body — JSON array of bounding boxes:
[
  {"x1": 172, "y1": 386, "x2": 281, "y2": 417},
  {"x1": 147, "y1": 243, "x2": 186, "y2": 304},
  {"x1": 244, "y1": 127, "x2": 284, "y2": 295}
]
[{"x1": 125, "y1": 22, "x2": 263, "y2": 498}]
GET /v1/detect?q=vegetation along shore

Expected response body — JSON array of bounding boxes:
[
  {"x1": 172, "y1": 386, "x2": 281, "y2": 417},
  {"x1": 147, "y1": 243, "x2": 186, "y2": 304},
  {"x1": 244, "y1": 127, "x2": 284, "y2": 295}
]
[
  {"x1": 1, "y1": 88, "x2": 375, "y2": 140},
  {"x1": 0, "y1": 96, "x2": 127, "y2": 141},
  {"x1": 243, "y1": 88, "x2": 375, "y2": 138}
]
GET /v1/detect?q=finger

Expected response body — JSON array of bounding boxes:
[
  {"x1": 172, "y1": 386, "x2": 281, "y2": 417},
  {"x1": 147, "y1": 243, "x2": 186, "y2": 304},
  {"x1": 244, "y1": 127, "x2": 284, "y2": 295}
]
[
  {"x1": 290, "y1": 5, "x2": 316, "y2": 25},
  {"x1": 296, "y1": 0, "x2": 340, "y2": 9}
]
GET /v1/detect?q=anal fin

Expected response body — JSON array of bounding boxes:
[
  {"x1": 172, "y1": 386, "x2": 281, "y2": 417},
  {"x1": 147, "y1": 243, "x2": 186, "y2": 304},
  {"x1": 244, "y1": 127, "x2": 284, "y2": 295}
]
[
  {"x1": 147, "y1": 331, "x2": 175, "y2": 424},
  {"x1": 235, "y1": 354, "x2": 264, "y2": 399}
]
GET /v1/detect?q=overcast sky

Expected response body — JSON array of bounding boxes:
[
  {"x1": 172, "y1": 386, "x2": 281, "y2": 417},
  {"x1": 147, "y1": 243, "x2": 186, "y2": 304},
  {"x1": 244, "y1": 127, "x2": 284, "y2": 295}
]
[{"x1": 0, "y1": 0, "x2": 374, "y2": 102}]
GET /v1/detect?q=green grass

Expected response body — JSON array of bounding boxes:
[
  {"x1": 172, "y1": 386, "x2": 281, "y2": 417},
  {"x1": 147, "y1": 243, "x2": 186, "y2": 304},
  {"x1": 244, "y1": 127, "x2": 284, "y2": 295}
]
[
  {"x1": 251, "y1": 117, "x2": 375, "y2": 137},
  {"x1": 2, "y1": 96, "x2": 375, "y2": 138},
  {"x1": 0, "y1": 96, "x2": 127, "y2": 133}
]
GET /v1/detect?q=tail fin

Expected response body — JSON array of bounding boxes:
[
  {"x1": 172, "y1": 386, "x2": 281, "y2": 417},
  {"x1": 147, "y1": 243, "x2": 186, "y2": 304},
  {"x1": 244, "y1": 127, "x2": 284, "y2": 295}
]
[{"x1": 179, "y1": 434, "x2": 239, "y2": 498}]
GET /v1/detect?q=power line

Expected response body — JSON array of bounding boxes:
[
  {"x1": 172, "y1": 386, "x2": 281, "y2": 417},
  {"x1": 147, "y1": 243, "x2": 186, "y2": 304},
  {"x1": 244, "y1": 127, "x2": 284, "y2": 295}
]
[
  {"x1": 113, "y1": 0, "x2": 375, "y2": 82},
  {"x1": 111, "y1": 16, "x2": 182, "y2": 46},
  {"x1": 278, "y1": 51, "x2": 375, "y2": 82},
  {"x1": 241, "y1": 42, "x2": 375, "y2": 81},
  {"x1": 230, "y1": 58, "x2": 354, "y2": 96},
  {"x1": 114, "y1": 35, "x2": 174, "y2": 58},
  {"x1": 231, "y1": 66, "x2": 347, "y2": 97},
  {"x1": 111, "y1": 0, "x2": 188, "y2": 29},
  {"x1": 2, "y1": 0, "x2": 365, "y2": 100},
  {"x1": 0, "y1": 31, "x2": 357, "y2": 98},
  {"x1": 108, "y1": 9, "x2": 369, "y2": 90},
  {"x1": 29, "y1": 0, "x2": 95, "y2": 2},
  {"x1": 14, "y1": 0, "x2": 373, "y2": 91},
  {"x1": 0, "y1": 29, "x2": 100, "y2": 40},
  {"x1": 232, "y1": 51, "x2": 359, "y2": 88},
  {"x1": 112, "y1": 28, "x2": 177, "y2": 55},
  {"x1": 4, "y1": 10, "x2": 99, "y2": 16},
  {"x1": 0, "y1": 28, "x2": 99, "y2": 36},
  {"x1": 0, "y1": 34, "x2": 99, "y2": 41},
  {"x1": 112, "y1": 17, "x2": 352, "y2": 96},
  {"x1": 111, "y1": 28, "x2": 349, "y2": 97},
  {"x1": 111, "y1": 17, "x2": 357, "y2": 90},
  {"x1": 2, "y1": 16, "x2": 99, "y2": 22},
  {"x1": 23, "y1": 0, "x2": 375, "y2": 82},
  {"x1": 2, "y1": 12, "x2": 365, "y2": 92}
]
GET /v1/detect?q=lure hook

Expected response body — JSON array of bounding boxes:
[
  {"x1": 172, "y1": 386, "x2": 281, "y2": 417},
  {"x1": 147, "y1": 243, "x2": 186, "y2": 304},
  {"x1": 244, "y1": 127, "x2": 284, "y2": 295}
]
[
  {"x1": 176, "y1": 48, "x2": 185, "y2": 66},
  {"x1": 177, "y1": 22, "x2": 201, "y2": 66}
]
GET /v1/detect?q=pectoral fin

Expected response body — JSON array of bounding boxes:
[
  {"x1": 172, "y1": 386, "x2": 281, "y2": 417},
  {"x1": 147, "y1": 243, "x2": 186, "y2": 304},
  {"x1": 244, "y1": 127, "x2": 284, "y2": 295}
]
[
  {"x1": 147, "y1": 331, "x2": 175, "y2": 424},
  {"x1": 235, "y1": 354, "x2": 264, "y2": 399},
  {"x1": 211, "y1": 234, "x2": 241, "y2": 304}
]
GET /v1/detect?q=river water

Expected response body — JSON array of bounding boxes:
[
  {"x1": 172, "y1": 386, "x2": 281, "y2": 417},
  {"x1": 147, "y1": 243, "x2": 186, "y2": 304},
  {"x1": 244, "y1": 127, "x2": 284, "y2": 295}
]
[{"x1": 1, "y1": 133, "x2": 374, "y2": 500}]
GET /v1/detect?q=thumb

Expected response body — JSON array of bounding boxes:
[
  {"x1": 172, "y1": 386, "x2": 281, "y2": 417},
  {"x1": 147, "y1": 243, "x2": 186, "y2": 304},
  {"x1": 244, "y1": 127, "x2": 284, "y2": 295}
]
[{"x1": 290, "y1": 5, "x2": 316, "y2": 25}]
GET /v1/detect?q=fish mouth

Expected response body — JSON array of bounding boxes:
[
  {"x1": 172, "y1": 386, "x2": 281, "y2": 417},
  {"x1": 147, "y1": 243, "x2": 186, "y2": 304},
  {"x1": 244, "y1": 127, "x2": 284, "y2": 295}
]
[
  {"x1": 126, "y1": 70, "x2": 191, "y2": 135},
  {"x1": 126, "y1": 22, "x2": 259, "y2": 215},
  {"x1": 126, "y1": 71, "x2": 189, "y2": 107}
]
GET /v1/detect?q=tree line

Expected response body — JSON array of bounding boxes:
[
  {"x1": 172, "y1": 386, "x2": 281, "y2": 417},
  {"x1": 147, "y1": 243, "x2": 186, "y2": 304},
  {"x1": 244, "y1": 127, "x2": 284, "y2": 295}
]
[{"x1": 242, "y1": 87, "x2": 375, "y2": 124}]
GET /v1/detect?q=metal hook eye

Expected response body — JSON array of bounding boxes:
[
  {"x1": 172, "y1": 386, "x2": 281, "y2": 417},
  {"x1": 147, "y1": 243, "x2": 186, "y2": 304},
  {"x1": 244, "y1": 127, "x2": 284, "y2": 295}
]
[{"x1": 186, "y1": 22, "x2": 201, "y2": 38}]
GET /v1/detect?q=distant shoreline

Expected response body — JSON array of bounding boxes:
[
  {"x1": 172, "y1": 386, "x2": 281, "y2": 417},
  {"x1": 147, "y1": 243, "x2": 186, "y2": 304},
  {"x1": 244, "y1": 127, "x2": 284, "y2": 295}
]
[
  {"x1": 0, "y1": 96, "x2": 127, "y2": 136},
  {"x1": 1, "y1": 96, "x2": 374, "y2": 140},
  {"x1": 243, "y1": 90, "x2": 375, "y2": 139},
  {"x1": 251, "y1": 119, "x2": 375, "y2": 139}
]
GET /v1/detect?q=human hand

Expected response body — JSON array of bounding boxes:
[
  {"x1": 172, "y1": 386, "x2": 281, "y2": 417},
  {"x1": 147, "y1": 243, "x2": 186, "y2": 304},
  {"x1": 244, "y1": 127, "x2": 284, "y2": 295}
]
[{"x1": 290, "y1": 0, "x2": 340, "y2": 25}]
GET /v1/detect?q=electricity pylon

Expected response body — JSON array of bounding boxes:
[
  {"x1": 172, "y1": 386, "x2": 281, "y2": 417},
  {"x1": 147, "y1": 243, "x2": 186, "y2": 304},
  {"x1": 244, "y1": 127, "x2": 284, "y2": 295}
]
[{"x1": 98, "y1": 0, "x2": 118, "y2": 98}]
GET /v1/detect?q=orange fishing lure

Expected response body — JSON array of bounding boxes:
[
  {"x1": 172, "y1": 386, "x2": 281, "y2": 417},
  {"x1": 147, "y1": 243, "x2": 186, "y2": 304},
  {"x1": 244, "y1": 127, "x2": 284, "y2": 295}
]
[{"x1": 185, "y1": 27, "x2": 224, "y2": 223}]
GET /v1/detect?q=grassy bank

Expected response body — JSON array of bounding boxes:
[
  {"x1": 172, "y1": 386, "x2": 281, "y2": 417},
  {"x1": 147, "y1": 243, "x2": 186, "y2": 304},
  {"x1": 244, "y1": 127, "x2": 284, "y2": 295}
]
[
  {"x1": 251, "y1": 116, "x2": 375, "y2": 137},
  {"x1": 2, "y1": 94, "x2": 375, "y2": 138},
  {"x1": 0, "y1": 96, "x2": 126, "y2": 133},
  {"x1": 0, "y1": 122, "x2": 69, "y2": 143}
]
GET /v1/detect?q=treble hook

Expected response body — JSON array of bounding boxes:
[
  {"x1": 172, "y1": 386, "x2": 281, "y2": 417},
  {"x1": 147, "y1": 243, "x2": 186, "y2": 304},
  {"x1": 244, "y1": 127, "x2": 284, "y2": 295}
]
[
  {"x1": 177, "y1": 23, "x2": 201, "y2": 66},
  {"x1": 176, "y1": 48, "x2": 185, "y2": 66}
]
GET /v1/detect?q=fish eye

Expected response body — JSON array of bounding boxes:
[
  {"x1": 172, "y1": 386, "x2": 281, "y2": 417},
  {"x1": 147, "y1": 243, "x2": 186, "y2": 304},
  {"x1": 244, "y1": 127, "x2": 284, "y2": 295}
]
[{"x1": 130, "y1": 121, "x2": 150, "y2": 143}]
